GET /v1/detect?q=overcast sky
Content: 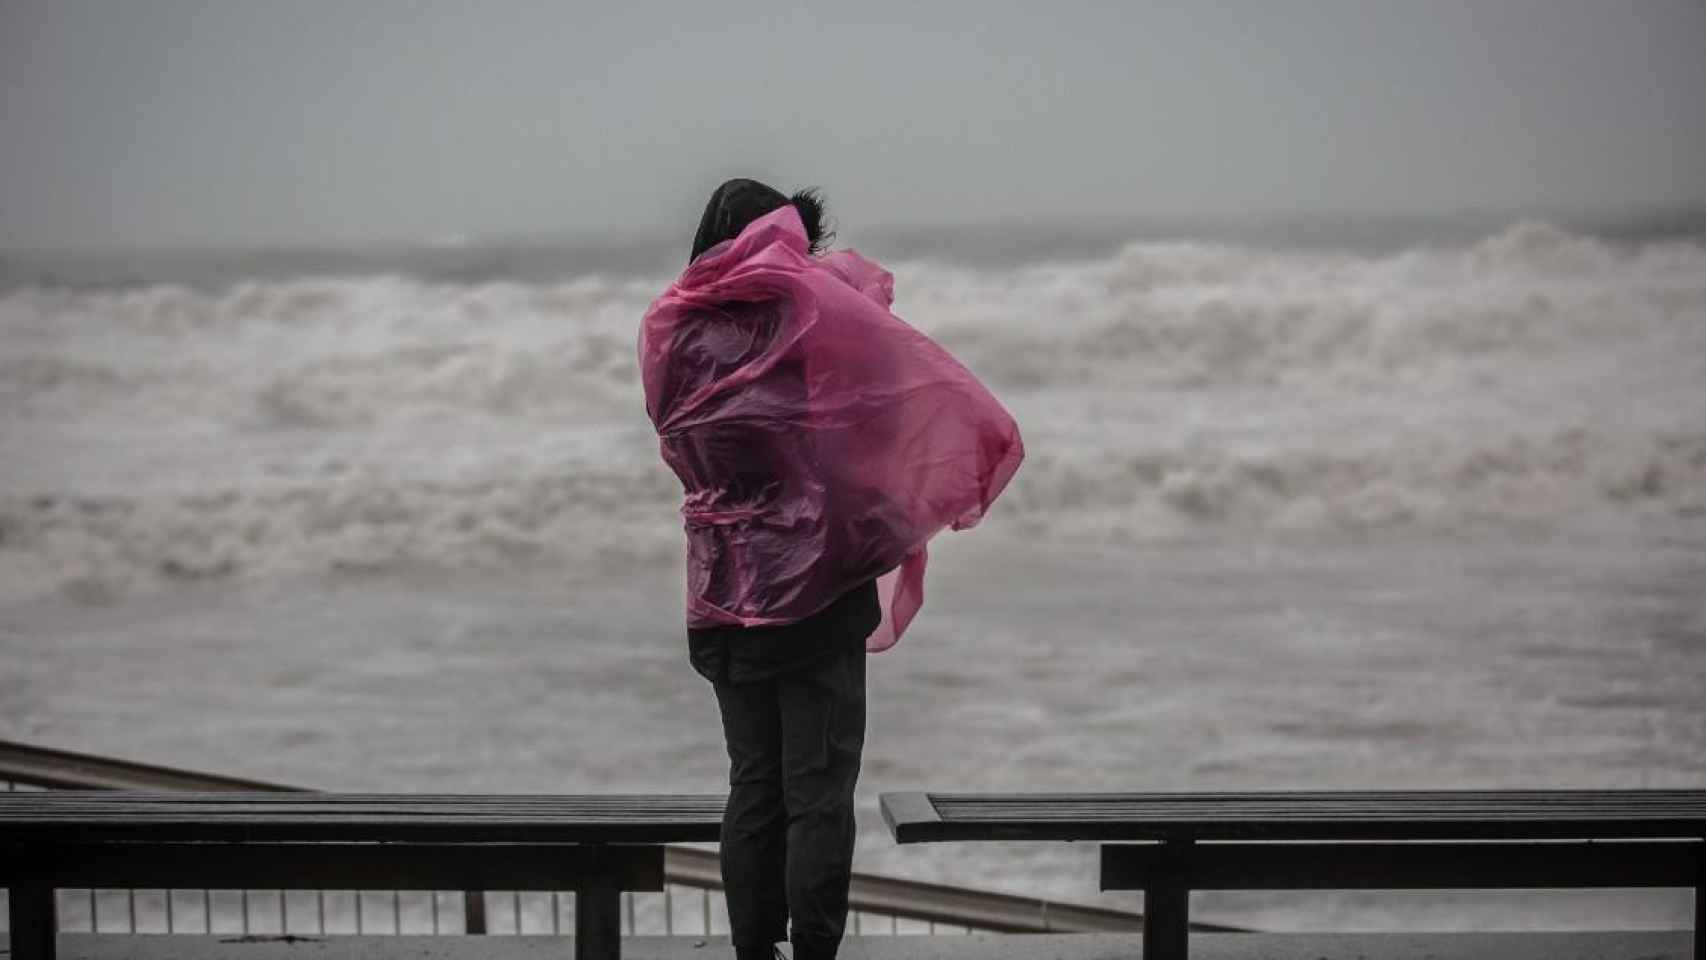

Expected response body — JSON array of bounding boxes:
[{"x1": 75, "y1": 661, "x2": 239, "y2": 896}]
[{"x1": 2, "y1": 0, "x2": 1703, "y2": 250}]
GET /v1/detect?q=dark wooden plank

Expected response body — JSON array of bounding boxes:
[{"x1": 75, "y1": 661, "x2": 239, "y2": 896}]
[
  {"x1": 928, "y1": 790, "x2": 1706, "y2": 815},
  {"x1": 880, "y1": 792, "x2": 943, "y2": 843},
  {"x1": 928, "y1": 791, "x2": 1706, "y2": 808},
  {"x1": 1, "y1": 822, "x2": 720, "y2": 844},
  {"x1": 0, "y1": 792, "x2": 726, "y2": 844},
  {"x1": 1, "y1": 842, "x2": 664, "y2": 891},
  {"x1": 0, "y1": 792, "x2": 729, "y2": 812},
  {"x1": 1102, "y1": 840, "x2": 1704, "y2": 891},
  {"x1": 0, "y1": 803, "x2": 731, "y2": 819},
  {"x1": 880, "y1": 791, "x2": 1706, "y2": 842}
]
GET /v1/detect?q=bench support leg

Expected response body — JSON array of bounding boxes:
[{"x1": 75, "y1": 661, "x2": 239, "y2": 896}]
[
  {"x1": 464, "y1": 890, "x2": 487, "y2": 934},
  {"x1": 9, "y1": 882, "x2": 57, "y2": 960},
  {"x1": 1693, "y1": 861, "x2": 1701, "y2": 960},
  {"x1": 576, "y1": 873, "x2": 621, "y2": 960},
  {"x1": 1141, "y1": 840, "x2": 1190, "y2": 960}
]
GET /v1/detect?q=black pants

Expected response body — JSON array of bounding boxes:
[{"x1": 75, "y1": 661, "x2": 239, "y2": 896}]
[{"x1": 711, "y1": 639, "x2": 866, "y2": 959}]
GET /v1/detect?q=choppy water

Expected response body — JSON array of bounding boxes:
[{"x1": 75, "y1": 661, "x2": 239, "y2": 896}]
[{"x1": 2, "y1": 218, "x2": 1704, "y2": 931}]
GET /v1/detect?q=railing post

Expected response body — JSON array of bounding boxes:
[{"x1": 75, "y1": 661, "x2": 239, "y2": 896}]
[
  {"x1": 1141, "y1": 839, "x2": 1191, "y2": 960},
  {"x1": 576, "y1": 848, "x2": 622, "y2": 960},
  {"x1": 9, "y1": 879, "x2": 58, "y2": 960}
]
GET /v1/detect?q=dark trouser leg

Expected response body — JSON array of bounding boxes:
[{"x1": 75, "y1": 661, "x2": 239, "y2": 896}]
[
  {"x1": 777, "y1": 643, "x2": 866, "y2": 960},
  {"x1": 10, "y1": 880, "x2": 57, "y2": 960},
  {"x1": 712, "y1": 677, "x2": 789, "y2": 953}
]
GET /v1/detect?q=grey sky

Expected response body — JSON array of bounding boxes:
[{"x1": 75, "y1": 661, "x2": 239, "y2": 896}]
[{"x1": 2, "y1": 0, "x2": 1703, "y2": 250}]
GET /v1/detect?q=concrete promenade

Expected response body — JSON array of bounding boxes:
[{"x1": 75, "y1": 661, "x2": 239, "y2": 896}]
[{"x1": 9, "y1": 932, "x2": 1693, "y2": 960}]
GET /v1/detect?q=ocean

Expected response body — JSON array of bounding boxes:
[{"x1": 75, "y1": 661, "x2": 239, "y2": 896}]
[{"x1": 2, "y1": 213, "x2": 1703, "y2": 932}]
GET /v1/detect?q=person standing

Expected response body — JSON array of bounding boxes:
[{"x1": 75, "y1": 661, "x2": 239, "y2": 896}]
[{"x1": 640, "y1": 178, "x2": 1022, "y2": 960}]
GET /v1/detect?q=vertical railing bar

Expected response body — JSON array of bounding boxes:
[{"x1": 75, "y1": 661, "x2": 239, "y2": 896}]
[
  {"x1": 166, "y1": 888, "x2": 175, "y2": 933},
  {"x1": 127, "y1": 889, "x2": 135, "y2": 933},
  {"x1": 702, "y1": 888, "x2": 711, "y2": 936},
  {"x1": 317, "y1": 890, "x2": 325, "y2": 934},
  {"x1": 242, "y1": 890, "x2": 251, "y2": 934},
  {"x1": 625, "y1": 891, "x2": 635, "y2": 935},
  {"x1": 513, "y1": 891, "x2": 521, "y2": 935},
  {"x1": 853, "y1": 910, "x2": 861, "y2": 935},
  {"x1": 393, "y1": 891, "x2": 400, "y2": 935},
  {"x1": 432, "y1": 890, "x2": 440, "y2": 935},
  {"x1": 277, "y1": 890, "x2": 286, "y2": 935},
  {"x1": 551, "y1": 892, "x2": 560, "y2": 935},
  {"x1": 664, "y1": 886, "x2": 673, "y2": 935},
  {"x1": 890, "y1": 913, "x2": 897, "y2": 935},
  {"x1": 927, "y1": 920, "x2": 934, "y2": 934},
  {"x1": 356, "y1": 889, "x2": 364, "y2": 933},
  {"x1": 89, "y1": 889, "x2": 98, "y2": 933},
  {"x1": 202, "y1": 889, "x2": 210, "y2": 934}
]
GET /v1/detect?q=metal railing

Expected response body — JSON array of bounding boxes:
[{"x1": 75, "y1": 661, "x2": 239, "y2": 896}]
[{"x1": 1, "y1": 738, "x2": 1157, "y2": 938}]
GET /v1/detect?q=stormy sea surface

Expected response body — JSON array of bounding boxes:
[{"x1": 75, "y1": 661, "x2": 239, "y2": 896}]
[{"x1": 3, "y1": 214, "x2": 1704, "y2": 933}]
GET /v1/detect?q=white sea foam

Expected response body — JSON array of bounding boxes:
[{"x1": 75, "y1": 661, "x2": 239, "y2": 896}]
[{"x1": 3, "y1": 222, "x2": 1704, "y2": 602}]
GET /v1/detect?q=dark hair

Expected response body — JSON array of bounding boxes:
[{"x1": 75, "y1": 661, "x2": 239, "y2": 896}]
[
  {"x1": 689, "y1": 178, "x2": 833, "y2": 263},
  {"x1": 787, "y1": 187, "x2": 833, "y2": 256}
]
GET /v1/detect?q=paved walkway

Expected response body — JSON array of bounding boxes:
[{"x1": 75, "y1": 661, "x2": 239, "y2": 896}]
[{"x1": 12, "y1": 931, "x2": 1693, "y2": 960}]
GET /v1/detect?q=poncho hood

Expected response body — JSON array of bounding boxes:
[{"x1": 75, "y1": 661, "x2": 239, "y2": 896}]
[{"x1": 640, "y1": 205, "x2": 1023, "y2": 651}]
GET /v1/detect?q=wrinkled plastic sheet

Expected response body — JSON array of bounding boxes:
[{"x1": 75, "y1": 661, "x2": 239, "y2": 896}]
[{"x1": 641, "y1": 205, "x2": 1023, "y2": 650}]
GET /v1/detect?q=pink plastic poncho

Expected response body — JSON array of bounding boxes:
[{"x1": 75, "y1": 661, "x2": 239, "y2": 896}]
[{"x1": 640, "y1": 205, "x2": 1023, "y2": 651}]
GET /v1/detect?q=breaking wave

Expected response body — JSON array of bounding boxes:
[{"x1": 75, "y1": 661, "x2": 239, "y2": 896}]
[
  {"x1": 5, "y1": 426, "x2": 1702, "y2": 603},
  {"x1": 3, "y1": 221, "x2": 1704, "y2": 601}
]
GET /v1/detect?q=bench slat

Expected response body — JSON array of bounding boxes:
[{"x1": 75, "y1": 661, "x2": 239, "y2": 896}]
[
  {"x1": 881, "y1": 791, "x2": 1706, "y2": 842},
  {"x1": 0, "y1": 792, "x2": 725, "y2": 844}
]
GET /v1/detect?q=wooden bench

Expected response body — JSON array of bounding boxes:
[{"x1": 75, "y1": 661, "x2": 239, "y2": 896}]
[
  {"x1": 882, "y1": 789, "x2": 1706, "y2": 960},
  {"x1": 1, "y1": 791, "x2": 724, "y2": 960}
]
